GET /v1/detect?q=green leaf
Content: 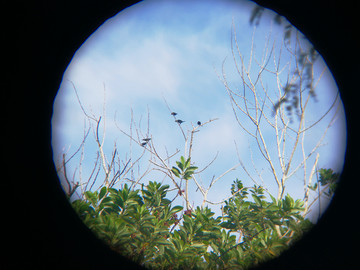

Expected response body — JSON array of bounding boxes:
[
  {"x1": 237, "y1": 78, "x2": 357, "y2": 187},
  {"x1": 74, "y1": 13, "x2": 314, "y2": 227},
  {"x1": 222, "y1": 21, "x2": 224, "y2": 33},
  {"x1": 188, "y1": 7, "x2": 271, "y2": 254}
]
[
  {"x1": 187, "y1": 166, "x2": 198, "y2": 171},
  {"x1": 159, "y1": 184, "x2": 170, "y2": 193},
  {"x1": 183, "y1": 166, "x2": 198, "y2": 180},
  {"x1": 156, "y1": 238, "x2": 172, "y2": 246},
  {"x1": 284, "y1": 194, "x2": 294, "y2": 210},
  {"x1": 180, "y1": 155, "x2": 185, "y2": 165},
  {"x1": 171, "y1": 166, "x2": 181, "y2": 177},
  {"x1": 84, "y1": 191, "x2": 98, "y2": 206},
  {"x1": 113, "y1": 196, "x2": 124, "y2": 209},
  {"x1": 84, "y1": 190, "x2": 94, "y2": 200},
  {"x1": 266, "y1": 204, "x2": 279, "y2": 211},
  {"x1": 72, "y1": 200, "x2": 91, "y2": 215},
  {"x1": 100, "y1": 197, "x2": 112, "y2": 205},
  {"x1": 99, "y1": 186, "x2": 107, "y2": 200},
  {"x1": 183, "y1": 172, "x2": 193, "y2": 180},
  {"x1": 142, "y1": 189, "x2": 152, "y2": 198},
  {"x1": 108, "y1": 188, "x2": 118, "y2": 194},
  {"x1": 252, "y1": 194, "x2": 262, "y2": 207},
  {"x1": 184, "y1": 157, "x2": 191, "y2": 169},
  {"x1": 170, "y1": 206, "x2": 183, "y2": 214},
  {"x1": 191, "y1": 243, "x2": 206, "y2": 249},
  {"x1": 269, "y1": 194, "x2": 277, "y2": 204},
  {"x1": 177, "y1": 160, "x2": 184, "y2": 171}
]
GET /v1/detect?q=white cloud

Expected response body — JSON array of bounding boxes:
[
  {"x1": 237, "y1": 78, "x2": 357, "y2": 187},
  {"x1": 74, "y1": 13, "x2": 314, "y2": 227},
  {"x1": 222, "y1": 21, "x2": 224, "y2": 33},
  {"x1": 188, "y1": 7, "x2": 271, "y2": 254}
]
[
  {"x1": 190, "y1": 109, "x2": 247, "y2": 171},
  {"x1": 51, "y1": 0, "x2": 346, "y2": 213}
]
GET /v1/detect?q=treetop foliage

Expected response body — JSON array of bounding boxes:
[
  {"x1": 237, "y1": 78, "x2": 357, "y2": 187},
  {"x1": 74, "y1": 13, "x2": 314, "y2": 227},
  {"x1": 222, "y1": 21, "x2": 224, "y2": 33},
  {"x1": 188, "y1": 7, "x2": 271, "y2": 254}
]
[{"x1": 72, "y1": 177, "x2": 316, "y2": 269}]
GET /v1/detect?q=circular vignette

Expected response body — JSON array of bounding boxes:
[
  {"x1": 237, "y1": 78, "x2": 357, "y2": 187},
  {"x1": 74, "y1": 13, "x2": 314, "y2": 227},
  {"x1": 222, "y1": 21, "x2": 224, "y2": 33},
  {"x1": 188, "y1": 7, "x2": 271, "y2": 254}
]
[
  {"x1": 13, "y1": 0, "x2": 358, "y2": 269},
  {"x1": 52, "y1": 1, "x2": 349, "y2": 269}
]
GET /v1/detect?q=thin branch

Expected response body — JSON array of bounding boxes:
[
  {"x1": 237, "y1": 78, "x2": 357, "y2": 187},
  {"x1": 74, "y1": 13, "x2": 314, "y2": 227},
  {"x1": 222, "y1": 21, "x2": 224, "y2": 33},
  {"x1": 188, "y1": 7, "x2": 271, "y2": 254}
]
[
  {"x1": 196, "y1": 151, "x2": 219, "y2": 174},
  {"x1": 56, "y1": 127, "x2": 91, "y2": 173},
  {"x1": 300, "y1": 92, "x2": 339, "y2": 133},
  {"x1": 69, "y1": 80, "x2": 97, "y2": 121},
  {"x1": 84, "y1": 152, "x2": 100, "y2": 191},
  {"x1": 205, "y1": 186, "x2": 252, "y2": 205},
  {"x1": 61, "y1": 153, "x2": 71, "y2": 195},
  {"x1": 234, "y1": 141, "x2": 261, "y2": 187},
  {"x1": 208, "y1": 163, "x2": 241, "y2": 189}
]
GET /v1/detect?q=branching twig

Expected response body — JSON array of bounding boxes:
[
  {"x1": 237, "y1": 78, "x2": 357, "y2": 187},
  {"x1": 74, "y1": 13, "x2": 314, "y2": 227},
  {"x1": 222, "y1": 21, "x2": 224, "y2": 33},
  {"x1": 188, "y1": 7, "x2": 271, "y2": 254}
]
[{"x1": 220, "y1": 21, "x2": 339, "y2": 204}]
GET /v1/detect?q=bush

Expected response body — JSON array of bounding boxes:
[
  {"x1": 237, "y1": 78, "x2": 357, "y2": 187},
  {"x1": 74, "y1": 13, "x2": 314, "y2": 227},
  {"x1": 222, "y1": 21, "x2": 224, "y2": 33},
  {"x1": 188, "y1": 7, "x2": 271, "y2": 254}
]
[{"x1": 72, "y1": 180, "x2": 313, "y2": 269}]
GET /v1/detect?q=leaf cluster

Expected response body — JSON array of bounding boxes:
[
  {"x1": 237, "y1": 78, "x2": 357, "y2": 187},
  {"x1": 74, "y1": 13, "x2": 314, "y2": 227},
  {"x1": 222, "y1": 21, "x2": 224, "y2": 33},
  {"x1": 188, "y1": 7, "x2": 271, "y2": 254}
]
[
  {"x1": 308, "y1": 168, "x2": 340, "y2": 197},
  {"x1": 171, "y1": 156, "x2": 198, "y2": 181},
  {"x1": 72, "y1": 179, "x2": 313, "y2": 269}
]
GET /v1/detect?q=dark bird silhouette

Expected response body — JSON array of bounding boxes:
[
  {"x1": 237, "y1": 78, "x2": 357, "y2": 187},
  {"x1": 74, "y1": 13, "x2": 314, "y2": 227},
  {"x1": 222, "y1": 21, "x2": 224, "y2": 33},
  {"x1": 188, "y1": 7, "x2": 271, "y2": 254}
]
[
  {"x1": 142, "y1": 138, "x2": 151, "y2": 142},
  {"x1": 141, "y1": 142, "x2": 147, "y2": 147},
  {"x1": 197, "y1": 121, "x2": 201, "y2": 125},
  {"x1": 171, "y1": 112, "x2": 177, "y2": 116},
  {"x1": 175, "y1": 119, "x2": 185, "y2": 124}
]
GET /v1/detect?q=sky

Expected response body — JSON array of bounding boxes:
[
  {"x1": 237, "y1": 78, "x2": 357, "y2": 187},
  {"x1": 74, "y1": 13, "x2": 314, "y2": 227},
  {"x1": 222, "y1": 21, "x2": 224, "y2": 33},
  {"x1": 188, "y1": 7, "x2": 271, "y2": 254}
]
[{"x1": 52, "y1": 0, "x2": 347, "y2": 222}]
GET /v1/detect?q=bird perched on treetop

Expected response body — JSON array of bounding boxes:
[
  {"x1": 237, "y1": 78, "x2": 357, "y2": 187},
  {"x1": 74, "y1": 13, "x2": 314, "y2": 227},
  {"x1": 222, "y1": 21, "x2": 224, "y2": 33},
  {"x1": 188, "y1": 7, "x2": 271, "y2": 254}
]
[
  {"x1": 142, "y1": 138, "x2": 151, "y2": 142},
  {"x1": 171, "y1": 112, "x2": 177, "y2": 116},
  {"x1": 175, "y1": 119, "x2": 185, "y2": 124},
  {"x1": 141, "y1": 142, "x2": 147, "y2": 147},
  {"x1": 197, "y1": 121, "x2": 201, "y2": 125}
]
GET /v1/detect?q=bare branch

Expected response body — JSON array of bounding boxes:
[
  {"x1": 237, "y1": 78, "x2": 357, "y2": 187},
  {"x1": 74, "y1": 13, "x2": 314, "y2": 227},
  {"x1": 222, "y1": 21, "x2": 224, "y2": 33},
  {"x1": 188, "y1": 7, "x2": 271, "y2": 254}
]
[
  {"x1": 196, "y1": 151, "x2": 219, "y2": 174},
  {"x1": 221, "y1": 19, "x2": 339, "y2": 204},
  {"x1": 208, "y1": 163, "x2": 241, "y2": 190},
  {"x1": 205, "y1": 186, "x2": 252, "y2": 205},
  {"x1": 69, "y1": 80, "x2": 97, "y2": 121},
  {"x1": 56, "y1": 127, "x2": 91, "y2": 173},
  {"x1": 61, "y1": 153, "x2": 71, "y2": 195}
]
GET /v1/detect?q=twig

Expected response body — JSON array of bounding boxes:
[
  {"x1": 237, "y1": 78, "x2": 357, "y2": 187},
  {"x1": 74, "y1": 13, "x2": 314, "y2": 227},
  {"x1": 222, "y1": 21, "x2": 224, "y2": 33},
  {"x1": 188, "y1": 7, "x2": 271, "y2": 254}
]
[{"x1": 56, "y1": 127, "x2": 91, "y2": 173}]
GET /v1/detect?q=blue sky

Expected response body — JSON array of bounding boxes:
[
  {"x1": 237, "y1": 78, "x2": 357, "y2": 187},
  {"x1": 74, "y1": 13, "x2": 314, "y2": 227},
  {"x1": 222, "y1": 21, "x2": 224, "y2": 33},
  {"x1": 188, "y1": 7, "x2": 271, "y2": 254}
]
[{"x1": 52, "y1": 0, "x2": 346, "y2": 221}]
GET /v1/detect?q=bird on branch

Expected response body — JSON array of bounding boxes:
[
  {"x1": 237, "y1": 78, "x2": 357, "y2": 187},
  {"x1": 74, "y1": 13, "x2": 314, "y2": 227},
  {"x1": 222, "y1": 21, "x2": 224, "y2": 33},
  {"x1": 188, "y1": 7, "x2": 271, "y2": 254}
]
[{"x1": 175, "y1": 119, "x2": 185, "y2": 124}]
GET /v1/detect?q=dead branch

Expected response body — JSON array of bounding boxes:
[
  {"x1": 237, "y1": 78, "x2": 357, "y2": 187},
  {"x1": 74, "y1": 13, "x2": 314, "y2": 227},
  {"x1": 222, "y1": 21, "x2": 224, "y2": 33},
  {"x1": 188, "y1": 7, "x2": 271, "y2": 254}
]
[{"x1": 220, "y1": 22, "x2": 340, "y2": 203}]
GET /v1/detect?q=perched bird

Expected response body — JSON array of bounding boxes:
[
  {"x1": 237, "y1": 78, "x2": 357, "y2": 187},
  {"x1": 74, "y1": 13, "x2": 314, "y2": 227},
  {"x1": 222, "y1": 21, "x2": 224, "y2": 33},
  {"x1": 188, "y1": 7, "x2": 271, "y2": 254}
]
[
  {"x1": 141, "y1": 142, "x2": 147, "y2": 147},
  {"x1": 142, "y1": 138, "x2": 151, "y2": 142},
  {"x1": 197, "y1": 121, "x2": 201, "y2": 126},
  {"x1": 171, "y1": 112, "x2": 177, "y2": 116},
  {"x1": 175, "y1": 119, "x2": 185, "y2": 124}
]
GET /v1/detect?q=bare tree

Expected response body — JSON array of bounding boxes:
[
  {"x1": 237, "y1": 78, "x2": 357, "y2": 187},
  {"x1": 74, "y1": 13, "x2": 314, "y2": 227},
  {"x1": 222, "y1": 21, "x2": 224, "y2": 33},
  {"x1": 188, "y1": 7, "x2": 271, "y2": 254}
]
[
  {"x1": 114, "y1": 96, "x2": 244, "y2": 211},
  {"x1": 56, "y1": 82, "x2": 146, "y2": 199},
  {"x1": 55, "y1": 82, "x2": 247, "y2": 213},
  {"x1": 217, "y1": 21, "x2": 341, "y2": 217}
]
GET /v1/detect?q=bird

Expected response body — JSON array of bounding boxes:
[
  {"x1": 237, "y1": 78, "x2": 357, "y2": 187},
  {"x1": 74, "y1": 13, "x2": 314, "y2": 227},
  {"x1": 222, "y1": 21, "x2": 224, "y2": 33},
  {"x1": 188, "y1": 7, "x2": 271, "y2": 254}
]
[
  {"x1": 142, "y1": 138, "x2": 151, "y2": 142},
  {"x1": 141, "y1": 142, "x2": 147, "y2": 147},
  {"x1": 171, "y1": 112, "x2": 177, "y2": 116},
  {"x1": 197, "y1": 121, "x2": 201, "y2": 125},
  {"x1": 175, "y1": 119, "x2": 185, "y2": 124}
]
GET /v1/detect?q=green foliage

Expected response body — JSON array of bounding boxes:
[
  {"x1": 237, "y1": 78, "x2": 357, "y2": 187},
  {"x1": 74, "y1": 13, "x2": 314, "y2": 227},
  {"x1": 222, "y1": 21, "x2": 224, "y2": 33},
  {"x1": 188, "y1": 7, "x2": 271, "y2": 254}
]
[
  {"x1": 72, "y1": 179, "x2": 314, "y2": 269},
  {"x1": 171, "y1": 156, "x2": 198, "y2": 180},
  {"x1": 308, "y1": 168, "x2": 340, "y2": 197},
  {"x1": 318, "y1": 168, "x2": 340, "y2": 196}
]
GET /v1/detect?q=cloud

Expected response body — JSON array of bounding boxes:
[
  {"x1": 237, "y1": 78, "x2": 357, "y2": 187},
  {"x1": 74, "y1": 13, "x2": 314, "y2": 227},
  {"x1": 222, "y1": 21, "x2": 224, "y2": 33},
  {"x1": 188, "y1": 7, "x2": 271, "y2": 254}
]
[
  {"x1": 190, "y1": 109, "x2": 247, "y2": 171},
  {"x1": 52, "y1": 0, "x2": 346, "y2": 211},
  {"x1": 61, "y1": 0, "x2": 251, "y2": 111}
]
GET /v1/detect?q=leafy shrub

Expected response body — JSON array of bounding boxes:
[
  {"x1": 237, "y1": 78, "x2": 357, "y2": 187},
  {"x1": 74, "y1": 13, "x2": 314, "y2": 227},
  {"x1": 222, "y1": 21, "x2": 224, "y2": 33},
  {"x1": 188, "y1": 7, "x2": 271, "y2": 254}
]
[{"x1": 71, "y1": 180, "x2": 313, "y2": 269}]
